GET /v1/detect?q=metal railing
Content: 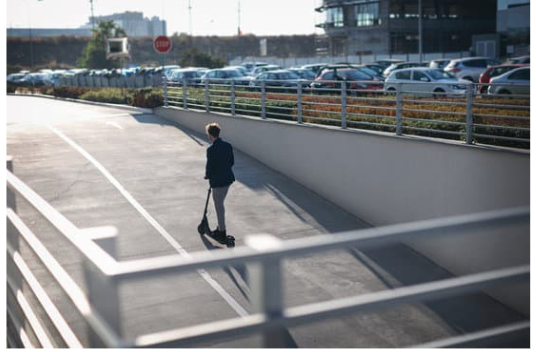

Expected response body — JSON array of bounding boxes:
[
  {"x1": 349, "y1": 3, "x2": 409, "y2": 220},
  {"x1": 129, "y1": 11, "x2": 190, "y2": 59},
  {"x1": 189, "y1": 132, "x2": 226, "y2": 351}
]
[
  {"x1": 165, "y1": 78, "x2": 530, "y2": 149},
  {"x1": 6, "y1": 159, "x2": 530, "y2": 348}
]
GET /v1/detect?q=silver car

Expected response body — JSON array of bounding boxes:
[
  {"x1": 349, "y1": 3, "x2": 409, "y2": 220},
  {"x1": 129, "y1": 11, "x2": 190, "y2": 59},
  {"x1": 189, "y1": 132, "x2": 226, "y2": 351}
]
[
  {"x1": 444, "y1": 57, "x2": 501, "y2": 82},
  {"x1": 384, "y1": 68, "x2": 469, "y2": 97},
  {"x1": 487, "y1": 67, "x2": 530, "y2": 96}
]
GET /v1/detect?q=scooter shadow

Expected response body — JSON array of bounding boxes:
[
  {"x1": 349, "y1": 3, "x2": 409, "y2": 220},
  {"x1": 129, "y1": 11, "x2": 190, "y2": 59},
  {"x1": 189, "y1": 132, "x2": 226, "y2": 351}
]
[{"x1": 199, "y1": 230, "x2": 250, "y2": 301}]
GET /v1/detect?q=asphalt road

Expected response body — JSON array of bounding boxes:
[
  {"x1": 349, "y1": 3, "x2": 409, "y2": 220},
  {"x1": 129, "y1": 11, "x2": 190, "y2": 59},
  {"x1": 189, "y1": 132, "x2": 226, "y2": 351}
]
[{"x1": 6, "y1": 95, "x2": 490, "y2": 347}]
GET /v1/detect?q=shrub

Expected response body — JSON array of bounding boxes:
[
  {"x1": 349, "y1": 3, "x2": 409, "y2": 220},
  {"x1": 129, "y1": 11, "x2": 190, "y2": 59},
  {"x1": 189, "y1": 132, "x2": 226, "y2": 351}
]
[
  {"x1": 131, "y1": 89, "x2": 163, "y2": 108},
  {"x1": 79, "y1": 88, "x2": 130, "y2": 105}
]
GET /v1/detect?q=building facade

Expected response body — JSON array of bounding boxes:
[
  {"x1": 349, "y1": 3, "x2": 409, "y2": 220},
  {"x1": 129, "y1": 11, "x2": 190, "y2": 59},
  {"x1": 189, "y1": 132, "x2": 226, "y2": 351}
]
[
  {"x1": 316, "y1": 0, "x2": 497, "y2": 56},
  {"x1": 91, "y1": 11, "x2": 167, "y2": 37},
  {"x1": 497, "y1": 0, "x2": 530, "y2": 56},
  {"x1": 7, "y1": 12, "x2": 167, "y2": 39}
]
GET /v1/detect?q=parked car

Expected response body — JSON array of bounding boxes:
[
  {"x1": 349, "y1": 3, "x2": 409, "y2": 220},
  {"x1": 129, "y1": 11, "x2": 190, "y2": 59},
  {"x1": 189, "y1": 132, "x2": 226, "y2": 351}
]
[
  {"x1": 163, "y1": 65, "x2": 181, "y2": 79},
  {"x1": 352, "y1": 65, "x2": 385, "y2": 81},
  {"x1": 311, "y1": 68, "x2": 383, "y2": 95},
  {"x1": 25, "y1": 72, "x2": 51, "y2": 87},
  {"x1": 487, "y1": 67, "x2": 530, "y2": 96},
  {"x1": 315, "y1": 63, "x2": 383, "y2": 80},
  {"x1": 48, "y1": 70, "x2": 67, "y2": 87},
  {"x1": 249, "y1": 70, "x2": 305, "y2": 91},
  {"x1": 444, "y1": 57, "x2": 502, "y2": 82},
  {"x1": 242, "y1": 61, "x2": 269, "y2": 73},
  {"x1": 288, "y1": 68, "x2": 316, "y2": 80},
  {"x1": 362, "y1": 63, "x2": 385, "y2": 76},
  {"x1": 225, "y1": 65, "x2": 249, "y2": 76},
  {"x1": 169, "y1": 68, "x2": 207, "y2": 84},
  {"x1": 429, "y1": 59, "x2": 452, "y2": 70},
  {"x1": 384, "y1": 68, "x2": 469, "y2": 98},
  {"x1": 7, "y1": 73, "x2": 28, "y2": 86},
  {"x1": 201, "y1": 68, "x2": 251, "y2": 85},
  {"x1": 507, "y1": 55, "x2": 530, "y2": 64},
  {"x1": 382, "y1": 62, "x2": 426, "y2": 78},
  {"x1": 250, "y1": 64, "x2": 282, "y2": 76},
  {"x1": 478, "y1": 64, "x2": 528, "y2": 93},
  {"x1": 300, "y1": 63, "x2": 329, "y2": 75},
  {"x1": 374, "y1": 59, "x2": 404, "y2": 69}
]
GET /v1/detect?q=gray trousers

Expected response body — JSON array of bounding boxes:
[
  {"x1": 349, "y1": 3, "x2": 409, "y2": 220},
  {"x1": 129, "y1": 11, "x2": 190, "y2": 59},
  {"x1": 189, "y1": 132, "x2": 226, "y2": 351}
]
[{"x1": 212, "y1": 186, "x2": 230, "y2": 231}]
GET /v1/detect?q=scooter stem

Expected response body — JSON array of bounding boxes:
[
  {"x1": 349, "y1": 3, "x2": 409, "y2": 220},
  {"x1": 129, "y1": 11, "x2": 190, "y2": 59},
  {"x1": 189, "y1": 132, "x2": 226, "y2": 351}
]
[{"x1": 203, "y1": 188, "x2": 212, "y2": 217}]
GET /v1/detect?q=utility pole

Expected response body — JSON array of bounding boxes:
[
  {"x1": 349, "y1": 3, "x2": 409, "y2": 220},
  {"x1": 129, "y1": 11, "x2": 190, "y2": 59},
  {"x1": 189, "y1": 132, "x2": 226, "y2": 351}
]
[
  {"x1": 26, "y1": 0, "x2": 35, "y2": 70},
  {"x1": 418, "y1": 0, "x2": 423, "y2": 63},
  {"x1": 90, "y1": 0, "x2": 96, "y2": 30},
  {"x1": 188, "y1": 0, "x2": 192, "y2": 36},
  {"x1": 238, "y1": 0, "x2": 241, "y2": 35}
]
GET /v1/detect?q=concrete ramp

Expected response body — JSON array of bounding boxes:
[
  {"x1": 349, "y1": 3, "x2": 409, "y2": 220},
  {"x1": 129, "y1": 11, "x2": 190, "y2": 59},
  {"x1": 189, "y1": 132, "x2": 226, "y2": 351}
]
[{"x1": 7, "y1": 96, "x2": 526, "y2": 347}]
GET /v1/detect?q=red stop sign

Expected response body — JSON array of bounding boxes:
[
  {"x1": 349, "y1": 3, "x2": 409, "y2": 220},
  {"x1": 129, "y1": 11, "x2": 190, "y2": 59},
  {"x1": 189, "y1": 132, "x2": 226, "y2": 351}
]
[{"x1": 153, "y1": 35, "x2": 172, "y2": 54}]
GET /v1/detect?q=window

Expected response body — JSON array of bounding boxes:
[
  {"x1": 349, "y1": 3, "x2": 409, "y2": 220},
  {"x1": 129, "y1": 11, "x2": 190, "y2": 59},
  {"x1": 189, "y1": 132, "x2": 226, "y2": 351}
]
[
  {"x1": 412, "y1": 71, "x2": 428, "y2": 81},
  {"x1": 355, "y1": 2, "x2": 380, "y2": 27},
  {"x1": 465, "y1": 59, "x2": 487, "y2": 68},
  {"x1": 340, "y1": 70, "x2": 370, "y2": 80},
  {"x1": 486, "y1": 59, "x2": 502, "y2": 67},
  {"x1": 509, "y1": 69, "x2": 530, "y2": 80},
  {"x1": 326, "y1": 7, "x2": 343, "y2": 27},
  {"x1": 395, "y1": 71, "x2": 411, "y2": 80},
  {"x1": 322, "y1": 72, "x2": 335, "y2": 80},
  {"x1": 427, "y1": 70, "x2": 456, "y2": 80}
]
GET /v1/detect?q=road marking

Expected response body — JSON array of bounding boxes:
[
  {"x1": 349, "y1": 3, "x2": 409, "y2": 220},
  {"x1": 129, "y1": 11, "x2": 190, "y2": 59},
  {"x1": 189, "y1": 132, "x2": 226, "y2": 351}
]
[
  {"x1": 47, "y1": 125, "x2": 249, "y2": 318},
  {"x1": 105, "y1": 121, "x2": 124, "y2": 130}
]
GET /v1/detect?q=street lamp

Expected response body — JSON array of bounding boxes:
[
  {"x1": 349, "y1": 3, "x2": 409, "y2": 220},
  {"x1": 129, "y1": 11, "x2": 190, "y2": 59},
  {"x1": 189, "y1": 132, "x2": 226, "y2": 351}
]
[{"x1": 418, "y1": 0, "x2": 423, "y2": 63}]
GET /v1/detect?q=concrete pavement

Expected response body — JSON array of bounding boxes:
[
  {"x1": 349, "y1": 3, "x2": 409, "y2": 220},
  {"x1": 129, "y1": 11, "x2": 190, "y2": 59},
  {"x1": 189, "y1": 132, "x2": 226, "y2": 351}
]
[{"x1": 8, "y1": 95, "x2": 522, "y2": 347}]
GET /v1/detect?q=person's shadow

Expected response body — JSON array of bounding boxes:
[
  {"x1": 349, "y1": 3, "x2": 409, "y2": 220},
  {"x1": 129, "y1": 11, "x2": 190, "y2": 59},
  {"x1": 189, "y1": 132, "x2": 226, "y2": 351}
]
[
  {"x1": 199, "y1": 229, "x2": 298, "y2": 347},
  {"x1": 199, "y1": 229, "x2": 250, "y2": 301}
]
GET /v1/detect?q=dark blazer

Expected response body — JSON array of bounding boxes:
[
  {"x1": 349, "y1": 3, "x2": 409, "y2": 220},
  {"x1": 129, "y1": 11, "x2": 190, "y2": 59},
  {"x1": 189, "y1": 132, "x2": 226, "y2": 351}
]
[{"x1": 205, "y1": 138, "x2": 235, "y2": 188}]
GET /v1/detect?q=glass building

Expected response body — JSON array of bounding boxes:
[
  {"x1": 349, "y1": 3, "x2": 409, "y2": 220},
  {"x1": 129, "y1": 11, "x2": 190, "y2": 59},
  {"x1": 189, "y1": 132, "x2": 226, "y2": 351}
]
[{"x1": 315, "y1": 0, "x2": 497, "y2": 56}]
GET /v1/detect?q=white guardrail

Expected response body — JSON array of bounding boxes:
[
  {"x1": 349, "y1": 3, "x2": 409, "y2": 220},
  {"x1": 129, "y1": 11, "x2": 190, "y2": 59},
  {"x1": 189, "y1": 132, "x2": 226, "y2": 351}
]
[
  {"x1": 164, "y1": 78, "x2": 530, "y2": 149},
  {"x1": 6, "y1": 157, "x2": 530, "y2": 348}
]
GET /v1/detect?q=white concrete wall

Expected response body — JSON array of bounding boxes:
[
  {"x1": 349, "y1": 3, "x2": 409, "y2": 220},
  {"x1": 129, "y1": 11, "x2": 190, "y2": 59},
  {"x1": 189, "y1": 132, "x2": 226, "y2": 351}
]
[{"x1": 155, "y1": 107, "x2": 530, "y2": 315}]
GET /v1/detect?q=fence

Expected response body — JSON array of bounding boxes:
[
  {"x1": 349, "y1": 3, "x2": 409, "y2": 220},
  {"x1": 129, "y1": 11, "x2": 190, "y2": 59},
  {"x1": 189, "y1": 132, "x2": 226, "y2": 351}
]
[
  {"x1": 164, "y1": 78, "x2": 530, "y2": 149},
  {"x1": 6, "y1": 158, "x2": 530, "y2": 348}
]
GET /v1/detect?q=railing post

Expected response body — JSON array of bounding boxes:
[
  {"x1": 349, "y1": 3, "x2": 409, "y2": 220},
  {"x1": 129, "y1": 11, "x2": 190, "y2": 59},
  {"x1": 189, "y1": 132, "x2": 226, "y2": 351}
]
[
  {"x1": 182, "y1": 77, "x2": 188, "y2": 109},
  {"x1": 163, "y1": 72, "x2": 168, "y2": 107},
  {"x1": 205, "y1": 81, "x2": 210, "y2": 113},
  {"x1": 465, "y1": 83, "x2": 474, "y2": 145},
  {"x1": 396, "y1": 83, "x2": 403, "y2": 136},
  {"x1": 341, "y1": 82, "x2": 347, "y2": 129},
  {"x1": 6, "y1": 156, "x2": 20, "y2": 259},
  {"x1": 83, "y1": 228, "x2": 120, "y2": 347},
  {"x1": 7, "y1": 156, "x2": 16, "y2": 212},
  {"x1": 297, "y1": 83, "x2": 303, "y2": 124},
  {"x1": 245, "y1": 234, "x2": 288, "y2": 348},
  {"x1": 261, "y1": 80, "x2": 266, "y2": 119},
  {"x1": 231, "y1": 80, "x2": 236, "y2": 116}
]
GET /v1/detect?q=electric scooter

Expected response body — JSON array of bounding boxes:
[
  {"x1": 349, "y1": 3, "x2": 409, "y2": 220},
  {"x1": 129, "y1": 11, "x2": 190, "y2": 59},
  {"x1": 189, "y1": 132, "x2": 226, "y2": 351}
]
[{"x1": 197, "y1": 188, "x2": 235, "y2": 248}]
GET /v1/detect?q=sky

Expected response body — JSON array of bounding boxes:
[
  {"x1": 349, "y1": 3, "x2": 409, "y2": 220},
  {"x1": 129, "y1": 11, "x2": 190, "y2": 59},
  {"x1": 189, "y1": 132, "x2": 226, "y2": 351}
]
[{"x1": 6, "y1": 0, "x2": 324, "y2": 36}]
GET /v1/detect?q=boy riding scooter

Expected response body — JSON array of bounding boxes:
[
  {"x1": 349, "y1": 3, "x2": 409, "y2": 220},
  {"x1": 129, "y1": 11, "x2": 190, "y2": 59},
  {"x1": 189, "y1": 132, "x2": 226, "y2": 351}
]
[{"x1": 198, "y1": 123, "x2": 235, "y2": 247}]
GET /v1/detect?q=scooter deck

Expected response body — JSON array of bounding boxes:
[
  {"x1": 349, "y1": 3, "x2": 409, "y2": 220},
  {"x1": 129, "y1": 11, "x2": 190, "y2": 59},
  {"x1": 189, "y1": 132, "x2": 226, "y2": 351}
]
[
  {"x1": 203, "y1": 232, "x2": 236, "y2": 248},
  {"x1": 198, "y1": 216, "x2": 235, "y2": 248}
]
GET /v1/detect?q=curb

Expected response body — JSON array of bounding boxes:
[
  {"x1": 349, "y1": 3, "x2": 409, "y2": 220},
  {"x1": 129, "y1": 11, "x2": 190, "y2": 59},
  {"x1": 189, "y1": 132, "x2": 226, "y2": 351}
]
[{"x1": 8, "y1": 92, "x2": 154, "y2": 114}]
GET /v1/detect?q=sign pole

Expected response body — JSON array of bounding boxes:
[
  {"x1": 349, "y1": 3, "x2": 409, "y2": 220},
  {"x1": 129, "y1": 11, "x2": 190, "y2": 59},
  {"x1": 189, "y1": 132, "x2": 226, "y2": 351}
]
[
  {"x1": 163, "y1": 53, "x2": 167, "y2": 106},
  {"x1": 154, "y1": 35, "x2": 172, "y2": 107}
]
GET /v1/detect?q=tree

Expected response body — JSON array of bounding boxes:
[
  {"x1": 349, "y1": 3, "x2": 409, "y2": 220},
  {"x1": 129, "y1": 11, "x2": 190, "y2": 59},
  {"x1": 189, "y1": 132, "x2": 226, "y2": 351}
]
[
  {"x1": 179, "y1": 47, "x2": 227, "y2": 69},
  {"x1": 77, "y1": 21, "x2": 127, "y2": 69}
]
